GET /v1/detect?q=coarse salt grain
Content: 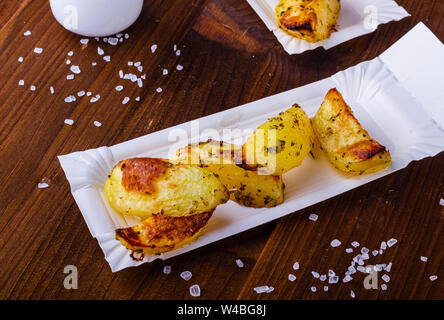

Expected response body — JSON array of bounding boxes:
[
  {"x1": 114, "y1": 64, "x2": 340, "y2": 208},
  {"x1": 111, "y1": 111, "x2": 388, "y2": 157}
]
[
  {"x1": 382, "y1": 274, "x2": 390, "y2": 283},
  {"x1": 30, "y1": 85, "x2": 36, "y2": 91},
  {"x1": 173, "y1": 44, "x2": 177, "y2": 51},
  {"x1": 328, "y1": 276, "x2": 339, "y2": 284},
  {"x1": 163, "y1": 266, "x2": 171, "y2": 274},
  {"x1": 254, "y1": 286, "x2": 273, "y2": 294},
  {"x1": 97, "y1": 47, "x2": 104, "y2": 55},
  {"x1": 372, "y1": 250, "x2": 379, "y2": 256},
  {"x1": 189, "y1": 284, "x2": 201, "y2": 297},
  {"x1": 330, "y1": 239, "x2": 341, "y2": 247},
  {"x1": 87, "y1": 92, "x2": 92, "y2": 96},
  {"x1": 309, "y1": 214, "x2": 318, "y2": 221},
  {"x1": 38, "y1": 182, "x2": 49, "y2": 188},
  {"x1": 122, "y1": 97, "x2": 130, "y2": 105},
  {"x1": 151, "y1": 44, "x2": 157, "y2": 53},
  {"x1": 134, "y1": 61, "x2": 141, "y2": 67},
  {"x1": 77, "y1": 91, "x2": 85, "y2": 97},
  {"x1": 440, "y1": 198, "x2": 444, "y2": 206},
  {"x1": 70, "y1": 65, "x2": 81, "y2": 74},
  {"x1": 130, "y1": 74, "x2": 137, "y2": 82},
  {"x1": 235, "y1": 259, "x2": 244, "y2": 268},
  {"x1": 67, "y1": 51, "x2": 73, "y2": 56},
  {"x1": 156, "y1": 87, "x2": 162, "y2": 93},
  {"x1": 18, "y1": 57, "x2": 23, "y2": 62},
  {"x1": 328, "y1": 270, "x2": 335, "y2": 277},
  {"x1": 288, "y1": 274, "x2": 296, "y2": 282},
  {"x1": 137, "y1": 66, "x2": 143, "y2": 72},
  {"x1": 319, "y1": 275, "x2": 327, "y2": 281},
  {"x1": 119, "y1": 70, "x2": 124, "y2": 78},
  {"x1": 66, "y1": 59, "x2": 71, "y2": 65},
  {"x1": 323, "y1": 286, "x2": 328, "y2": 291},
  {"x1": 64, "y1": 119, "x2": 74, "y2": 126},
  {"x1": 91, "y1": 62, "x2": 97, "y2": 66},
  {"x1": 381, "y1": 284, "x2": 387, "y2": 291},
  {"x1": 135, "y1": 96, "x2": 140, "y2": 101},
  {"x1": 93, "y1": 121, "x2": 102, "y2": 127},
  {"x1": 311, "y1": 271, "x2": 320, "y2": 278},
  {"x1": 361, "y1": 247, "x2": 369, "y2": 254},
  {"x1": 163, "y1": 68, "x2": 168, "y2": 75},
  {"x1": 67, "y1": 74, "x2": 74, "y2": 80},
  {"x1": 128, "y1": 61, "x2": 133, "y2": 66},
  {"x1": 387, "y1": 238, "x2": 397, "y2": 247},
  {"x1": 293, "y1": 262, "x2": 299, "y2": 270},
  {"x1": 345, "y1": 248, "x2": 353, "y2": 253},
  {"x1": 108, "y1": 38, "x2": 118, "y2": 46},
  {"x1": 429, "y1": 275, "x2": 438, "y2": 281},
  {"x1": 351, "y1": 241, "x2": 360, "y2": 248},
  {"x1": 311, "y1": 286, "x2": 317, "y2": 292},
  {"x1": 137, "y1": 79, "x2": 143, "y2": 88},
  {"x1": 176, "y1": 64, "x2": 183, "y2": 71},
  {"x1": 176, "y1": 49, "x2": 181, "y2": 56},
  {"x1": 125, "y1": 33, "x2": 129, "y2": 39},
  {"x1": 34, "y1": 48, "x2": 43, "y2": 54},
  {"x1": 381, "y1": 241, "x2": 387, "y2": 250},
  {"x1": 24, "y1": 30, "x2": 31, "y2": 36},
  {"x1": 90, "y1": 96, "x2": 99, "y2": 103},
  {"x1": 385, "y1": 262, "x2": 392, "y2": 272},
  {"x1": 420, "y1": 256, "x2": 428, "y2": 262},
  {"x1": 80, "y1": 38, "x2": 89, "y2": 44},
  {"x1": 103, "y1": 56, "x2": 111, "y2": 62},
  {"x1": 350, "y1": 290, "x2": 355, "y2": 298},
  {"x1": 115, "y1": 85, "x2": 124, "y2": 91},
  {"x1": 180, "y1": 271, "x2": 192, "y2": 281},
  {"x1": 343, "y1": 275, "x2": 352, "y2": 283},
  {"x1": 18, "y1": 80, "x2": 24, "y2": 86},
  {"x1": 50, "y1": 86, "x2": 54, "y2": 94}
]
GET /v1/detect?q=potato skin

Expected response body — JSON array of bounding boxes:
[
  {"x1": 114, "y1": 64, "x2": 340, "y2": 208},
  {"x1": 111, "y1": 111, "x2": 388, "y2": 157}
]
[
  {"x1": 104, "y1": 158, "x2": 229, "y2": 219},
  {"x1": 312, "y1": 89, "x2": 392, "y2": 175},
  {"x1": 175, "y1": 140, "x2": 285, "y2": 208},
  {"x1": 243, "y1": 104, "x2": 315, "y2": 175},
  {"x1": 276, "y1": 0, "x2": 341, "y2": 42},
  {"x1": 116, "y1": 211, "x2": 213, "y2": 255}
]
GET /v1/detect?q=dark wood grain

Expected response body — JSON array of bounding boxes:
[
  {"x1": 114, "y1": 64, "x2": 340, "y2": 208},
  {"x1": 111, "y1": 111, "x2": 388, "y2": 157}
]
[{"x1": 0, "y1": 0, "x2": 443, "y2": 300}]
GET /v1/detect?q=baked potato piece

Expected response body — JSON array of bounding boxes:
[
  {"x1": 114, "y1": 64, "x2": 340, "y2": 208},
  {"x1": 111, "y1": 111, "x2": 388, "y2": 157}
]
[
  {"x1": 243, "y1": 104, "x2": 315, "y2": 175},
  {"x1": 116, "y1": 211, "x2": 213, "y2": 255},
  {"x1": 276, "y1": 0, "x2": 341, "y2": 42},
  {"x1": 104, "y1": 158, "x2": 229, "y2": 219},
  {"x1": 175, "y1": 140, "x2": 284, "y2": 208},
  {"x1": 312, "y1": 89, "x2": 392, "y2": 175}
]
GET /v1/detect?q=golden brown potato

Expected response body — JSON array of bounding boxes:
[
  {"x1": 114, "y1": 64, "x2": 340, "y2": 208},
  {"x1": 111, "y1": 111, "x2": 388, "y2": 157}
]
[
  {"x1": 104, "y1": 158, "x2": 229, "y2": 219},
  {"x1": 312, "y1": 88, "x2": 392, "y2": 175},
  {"x1": 243, "y1": 104, "x2": 315, "y2": 175},
  {"x1": 276, "y1": 0, "x2": 341, "y2": 42},
  {"x1": 116, "y1": 211, "x2": 213, "y2": 255},
  {"x1": 175, "y1": 140, "x2": 285, "y2": 208}
]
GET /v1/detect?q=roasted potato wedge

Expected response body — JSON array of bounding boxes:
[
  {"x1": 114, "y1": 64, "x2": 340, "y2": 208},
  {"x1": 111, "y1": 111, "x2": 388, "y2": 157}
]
[
  {"x1": 312, "y1": 89, "x2": 392, "y2": 175},
  {"x1": 175, "y1": 140, "x2": 285, "y2": 208},
  {"x1": 276, "y1": 0, "x2": 341, "y2": 42},
  {"x1": 116, "y1": 211, "x2": 213, "y2": 255},
  {"x1": 104, "y1": 158, "x2": 229, "y2": 219},
  {"x1": 243, "y1": 104, "x2": 315, "y2": 175}
]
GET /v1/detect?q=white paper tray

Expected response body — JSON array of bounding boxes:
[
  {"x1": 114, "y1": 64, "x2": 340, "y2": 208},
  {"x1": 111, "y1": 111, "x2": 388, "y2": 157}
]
[
  {"x1": 59, "y1": 23, "x2": 444, "y2": 272},
  {"x1": 247, "y1": 0, "x2": 410, "y2": 54}
]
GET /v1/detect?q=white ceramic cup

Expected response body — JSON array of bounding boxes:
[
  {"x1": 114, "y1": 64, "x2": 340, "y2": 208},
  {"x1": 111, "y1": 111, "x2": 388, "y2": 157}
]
[{"x1": 49, "y1": 0, "x2": 144, "y2": 37}]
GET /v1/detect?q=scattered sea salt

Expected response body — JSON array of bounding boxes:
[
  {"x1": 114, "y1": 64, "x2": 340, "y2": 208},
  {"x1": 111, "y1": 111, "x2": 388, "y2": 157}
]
[
  {"x1": 429, "y1": 275, "x2": 438, "y2": 281},
  {"x1": 18, "y1": 57, "x2": 23, "y2": 63},
  {"x1": 128, "y1": 61, "x2": 133, "y2": 66},
  {"x1": 288, "y1": 274, "x2": 296, "y2": 282},
  {"x1": 77, "y1": 91, "x2": 85, "y2": 97},
  {"x1": 151, "y1": 44, "x2": 157, "y2": 53},
  {"x1": 163, "y1": 68, "x2": 168, "y2": 75},
  {"x1": 293, "y1": 262, "x2": 299, "y2": 270},
  {"x1": 93, "y1": 121, "x2": 102, "y2": 127},
  {"x1": 119, "y1": 70, "x2": 124, "y2": 78},
  {"x1": 91, "y1": 62, "x2": 97, "y2": 66},
  {"x1": 176, "y1": 64, "x2": 183, "y2": 71},
  {"x1": 328, "y1": 270, "x2": 335, "y2": 277},
  {"x1": 137, "y1": 66, "x2": 143, "y2": 72},
  {"x1": 135, "y1": 96, "x2": 140, "y2": 101},
  {"x1": 361, "y1": 247, "x2": 369, "y2": 254},
  {"x1": 64, "y1": 96, "x2": 75, "y2": 103},
  {"x1": 90, "y1": 96, "x2": 99, "y2": 103},
  {"x1": 38, "y1": 182, "x2": 49, "y2": 189},
  {"x1": 163, "y1": 266, "x2": 171, "y2": 274},
  {"x1": 24, "y1": 30, "x2": 32, "y2": 36},
  {"x1": 116, "y1": 33, "x2": 123, "y2": 38},
  {"x1": 180, "y1": 271, "x2": 192, "y2": 281},
  {"x1": 80, "y1": 38, "x2": 89, "y2": 45},
  {"x1": 381, "y1": 241, "x2": 387, "y2": 250},
  {"x1": 103, "y1": 55, "x2": 111, "y2": 62},
  {"x1": 385, "y1": 262, "x2": 392, "y2": 272},
  {"x1": 330, "y1": 239, "x2": 341, "y2": 247},
  {"x1": 254, "y1": 286, "x2": 273, "y2": 294},
  {"x1": 189, "y1": 284, "x2": 201, "y2": 297},
  {"x1": 156, "y1": 87, "x2": 163, "y2": 93},
  {"x1": 66, "y1": 59, "x2": 71, "y2": 65},
  {"x1": 176, "y1": 49, "x2": 181, "y2": 56},
  {"x1": 382, "y1": 274, "x2": 390, "y2": 283},
  {"x1": 311, "y1": 271, "x2": 320, "y2": 279},
  {"x1": 328, "y1": 276, "x2": 339, "y2": 284},
  {"x1": 115, "y1": 85, "x2": 124, "y2": 91},
  {"x1": 343, "y1": 275, "x2": 352, "y2": 283},
  {"x1": 34, "y1": 48, "x2": 43, "y2": 54},
  {"x1": 70, "y1": 65, "x2": 81, "y2": 74},
  {"x1": 235, "y1": 259, "x2": 244, "y2": 268},
  {"x1": 30, "y1": 85, "x2": 36, "y2": 91},
  {"x1": 387, "y1": 238, "x2": 397, "y2": 247},
  {"x1": 134, "y1": 61, "x2": 141, "y2": 67},
  {"x1": 440, "y1": 198, "x2": 444, "y2": 206},
  {"x1": 86, "y1": 92, "x2": 92, "y2": 96},
  {"x1": 420, "y1": 256, "x2": 428, "y2": 262},
  {"x1": 319, "y1": 275, "x2": 327, "y2": 281},
  {"x1": 173, "y1": 44, "x2": 177, "y2": 51},
  {"x1": 97, "y1": 47, "x2": 104, "y2": 55},
  {"x1": 130, "y1": 74, "x2": 138, "y2": 82},
  {"x1": 18, "y1": 80, "x2": 24, "y2": 86},
  {"x1": 125, "y1": 33, "x2": 129, "y2": 39},
  {"x1": 323, "y1": 286, "x2": 328, "y2": 292},
  {"x1": 381, "y1": 284, "x2": 387, "y2": 291},
  {"x1": 345, "y1": 248, "x2": 353, "y2": 253},
  {"x1": 66, "y1": 74, "x2": 74, "y2": 80},
  {"x1": 137, "y1": 79, "x2": 143, "y2": 88},
  {"x1": 372, "y1": 250, "x2": 379, "y2": 256},
  {"x1": 122, "y1": 97, "x2": 130, "y2": 105},
  {"x1": 64, "y1": 119, "x2": 74, "y2": 126},
  {"x1": 351, "y1": 241, "x2": 360, "y2": 248},
  {"x1": 309, "y1": 214, "x2": 318, "y2": 221},
  {"x1": 50, "y1": 86, "x2": 54, "y2": 94},
  {"x1": 108, "y1": 38, "x2": 118, "y2": 46},
  {"x1": 311, "y1": 286, "x2": 317, "y2": 292},
  {"x1": 67, "y1": 51, "x2": 73, "y2": 56}
]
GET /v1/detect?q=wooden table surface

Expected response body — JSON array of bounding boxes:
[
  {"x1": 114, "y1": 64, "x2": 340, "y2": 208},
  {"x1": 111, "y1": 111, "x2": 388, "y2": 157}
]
[{"x1": 0, "y1": 0, "x2": 443, "y2": 300}]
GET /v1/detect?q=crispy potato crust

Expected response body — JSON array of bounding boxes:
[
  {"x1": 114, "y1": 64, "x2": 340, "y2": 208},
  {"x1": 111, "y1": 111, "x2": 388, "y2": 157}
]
[
  {"x1": 312, "y1": 88, "x2": 392, "y2": 175},
  {"x1": 276, "y1": 0, "x2": 341, "y2": 42},
  {"x1": 104, "y1": 158, "x2": 229, "y2": 219},
  {"x1": 116, "y1": 211, "x2": 213, "y2": 255}
]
